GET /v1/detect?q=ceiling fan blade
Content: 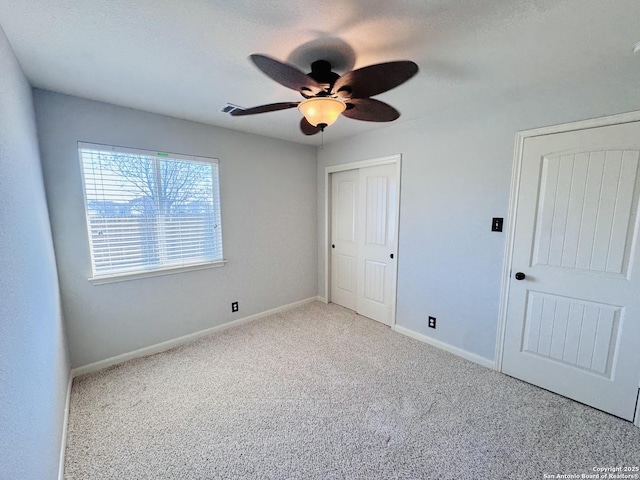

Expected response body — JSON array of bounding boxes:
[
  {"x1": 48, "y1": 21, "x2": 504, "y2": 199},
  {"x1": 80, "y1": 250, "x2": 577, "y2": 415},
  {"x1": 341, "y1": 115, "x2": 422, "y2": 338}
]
[
  {"x1": 333, "y1": 61, "x2": 418, "y2": 98},
  {"x1": 229, "y1": 102, "x2": 299, "y2": 116},
  {"x1": 250, "y1": 54, "x2": 320, "y2": 93},
  {"x1": 342, "y1": 98, "x2": 400, "y2": 122},
  {"x1": 300, "y1": 117, "x2": 322, "y2": 135}
]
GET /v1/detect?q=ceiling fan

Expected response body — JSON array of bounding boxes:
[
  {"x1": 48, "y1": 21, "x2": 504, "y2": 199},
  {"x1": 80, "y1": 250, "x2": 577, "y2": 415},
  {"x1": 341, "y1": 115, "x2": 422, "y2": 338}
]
[{"x1": 230, "y1": 54, "x2": 419, "y2": 135}]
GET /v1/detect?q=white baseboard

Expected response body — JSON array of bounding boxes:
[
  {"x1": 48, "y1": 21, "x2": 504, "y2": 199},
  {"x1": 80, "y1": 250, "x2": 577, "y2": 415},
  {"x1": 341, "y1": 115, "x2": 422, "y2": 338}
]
[
  {"x1": 58, "y1": 373, "x2": 72, "y2": 480},
  {"x1": 71, "y1": 296, "x2": 322, "y2": 377},
  {"x1": 393, "y1": 325, "x2": 495, "y2": 370}
]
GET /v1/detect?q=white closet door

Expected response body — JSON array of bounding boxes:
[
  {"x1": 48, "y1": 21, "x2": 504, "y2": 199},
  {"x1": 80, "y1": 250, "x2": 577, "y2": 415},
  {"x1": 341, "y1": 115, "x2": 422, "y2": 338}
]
[
  {"x1": 330, "y1": 163, "x2": 398, "y2": 326},
  {"x1": 356, "y1": 164, "x2": 398, "y2": 325},
  {"x1": 502, "y1": 121, "x2": 640, "y2": 421},
  {"x1": 331, "y1": 169, "x2": 359, "y2": 311}
]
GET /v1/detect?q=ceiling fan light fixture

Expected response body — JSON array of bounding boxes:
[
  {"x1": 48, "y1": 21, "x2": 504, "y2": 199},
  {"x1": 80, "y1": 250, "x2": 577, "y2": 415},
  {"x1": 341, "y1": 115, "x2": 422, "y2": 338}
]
[{"x1": 298, "y1": 97, "x2": 346, "y2": 128}]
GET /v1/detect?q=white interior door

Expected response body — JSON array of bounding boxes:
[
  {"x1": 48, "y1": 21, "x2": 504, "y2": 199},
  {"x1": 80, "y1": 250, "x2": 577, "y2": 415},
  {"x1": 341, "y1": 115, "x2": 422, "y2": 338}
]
[
  {"x1": 331, "y1": 169, "x2": 359, "y2": 311},
  {"x1": 356, "y1": 164, "x2": 398, "y2": 325},
  {"x1": 330, "y1": 162, "x2": 399, "y2": 326},
  {"x1": 502, "y1": 121, "x2": 640, "y2": 421}
]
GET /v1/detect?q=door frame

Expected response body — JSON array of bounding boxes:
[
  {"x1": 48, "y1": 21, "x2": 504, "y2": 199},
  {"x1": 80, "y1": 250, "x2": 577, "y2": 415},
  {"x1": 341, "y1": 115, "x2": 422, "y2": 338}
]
[
  {"x1": 495, "y1": 111, "x2": 640, "y2": 427},
  {"x1": 324, "y1": 154, "x2": 402, "y2": 327}
]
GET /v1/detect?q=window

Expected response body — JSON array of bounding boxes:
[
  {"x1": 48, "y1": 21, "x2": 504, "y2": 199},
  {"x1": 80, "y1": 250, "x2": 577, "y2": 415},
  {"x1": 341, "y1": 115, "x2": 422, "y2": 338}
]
[{"x1": 78, "y1": 143, "x2": 224, "y2": 281}]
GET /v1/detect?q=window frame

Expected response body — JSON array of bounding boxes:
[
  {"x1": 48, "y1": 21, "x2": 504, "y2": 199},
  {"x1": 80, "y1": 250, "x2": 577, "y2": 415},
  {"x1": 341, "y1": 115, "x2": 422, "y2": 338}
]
[{"x1": 78, "y1": 142, "x2": 226, "y2": 284}]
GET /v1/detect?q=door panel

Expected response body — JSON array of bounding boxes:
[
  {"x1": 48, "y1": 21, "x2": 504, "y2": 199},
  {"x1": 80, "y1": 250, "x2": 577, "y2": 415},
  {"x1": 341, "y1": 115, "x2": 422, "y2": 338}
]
[
  {"x1": 503, "y1": 121, "x2": 640, "y2": 421},
  {"x1": 357, "y1": 164, "x2": 397, "y2": 325},
  {"x1": 364, "y1": 175, "x2": 388, "y2": 245},
  {"x1": 363, "y1": 260, "x2": 386, "y2": 303},
  {"x1": 335, "y1": 254, "x2": 355, "y2": 292},
  {"x1": 522, "y1": 292, "x2": 620, "y2": 376},
  {"x1": 331, "y1": 170, "x2": 358, "y2": 310},
  {"x1": 533, "y1": 150, "x2": 639, "y2": 274},
  {"x1": 336, "y1": 178, "x2": 357, "y2": 244}
]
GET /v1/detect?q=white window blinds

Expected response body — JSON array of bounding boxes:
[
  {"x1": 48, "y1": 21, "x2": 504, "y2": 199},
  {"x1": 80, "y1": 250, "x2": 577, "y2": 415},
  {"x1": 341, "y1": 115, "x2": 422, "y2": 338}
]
[{"x1": 78, "y1": 143, "x2": 223, "y2": 279}]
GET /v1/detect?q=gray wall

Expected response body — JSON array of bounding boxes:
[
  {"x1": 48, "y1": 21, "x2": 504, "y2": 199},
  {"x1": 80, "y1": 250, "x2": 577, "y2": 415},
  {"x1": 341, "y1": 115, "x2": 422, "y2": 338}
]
[
  {"x1": 0, "y1": 28, "x2": 69, "y2": 480},
  {"x1": 318, "y1": 88, "x2": 640, "y2": 363},
  {"x1": 35, "y1": 91, "x2": 318, "y2": 368}
]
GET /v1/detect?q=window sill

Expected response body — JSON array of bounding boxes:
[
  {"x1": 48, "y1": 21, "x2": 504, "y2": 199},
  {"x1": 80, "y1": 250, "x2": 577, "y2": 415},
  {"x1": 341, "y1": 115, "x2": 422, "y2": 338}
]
[{"x1": 89, "y1": 260, "x2": 227, "y2": 285}]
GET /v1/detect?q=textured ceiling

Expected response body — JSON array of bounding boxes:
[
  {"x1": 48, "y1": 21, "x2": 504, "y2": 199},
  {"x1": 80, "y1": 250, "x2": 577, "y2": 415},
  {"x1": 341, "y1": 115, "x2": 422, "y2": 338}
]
[{"x1": 1, "y1": 1, "x2": 640, "y2": 146}]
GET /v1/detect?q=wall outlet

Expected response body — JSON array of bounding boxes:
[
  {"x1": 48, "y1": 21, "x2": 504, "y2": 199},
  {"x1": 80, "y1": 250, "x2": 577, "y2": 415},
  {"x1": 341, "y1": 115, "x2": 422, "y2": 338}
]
[
  {"x1": 428, "y1": 316, "x2": 436, "y2": 329},
  {"x1": 231, "y1": 301, "x2": 239, "y2": 313}
]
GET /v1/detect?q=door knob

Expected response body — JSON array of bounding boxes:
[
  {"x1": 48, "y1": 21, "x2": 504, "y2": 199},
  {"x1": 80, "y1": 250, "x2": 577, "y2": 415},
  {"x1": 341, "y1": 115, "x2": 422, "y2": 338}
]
[
  {"x1": 331, "y1": 244, "x2": 335, "y2": 248},
  {"x1": 390, "y1": 253, "x2": 394, "y2": 259},
  {"x1": 514, "y1": 272, "x2": 526, "y2": 280}
]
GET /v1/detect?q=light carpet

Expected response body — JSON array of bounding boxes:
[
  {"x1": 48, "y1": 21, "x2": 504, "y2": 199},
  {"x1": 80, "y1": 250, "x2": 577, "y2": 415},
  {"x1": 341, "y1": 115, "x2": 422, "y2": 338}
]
[{"x1": 64, "y1": 302, "x2": 640, "y2": 479}]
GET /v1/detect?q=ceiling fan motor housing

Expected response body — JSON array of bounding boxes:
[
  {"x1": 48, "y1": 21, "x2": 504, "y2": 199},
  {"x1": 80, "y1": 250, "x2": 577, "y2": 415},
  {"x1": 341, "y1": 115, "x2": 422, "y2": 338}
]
[{"x1": 308, "y1": 60, "x2": 340, "y2": 91}]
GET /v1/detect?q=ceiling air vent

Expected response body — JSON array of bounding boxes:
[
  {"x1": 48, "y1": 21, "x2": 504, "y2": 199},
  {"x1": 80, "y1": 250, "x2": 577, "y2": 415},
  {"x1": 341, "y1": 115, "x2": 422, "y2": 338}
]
[{"x1": 220, "y1": 103, "x2": 244, "y2": 115}]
